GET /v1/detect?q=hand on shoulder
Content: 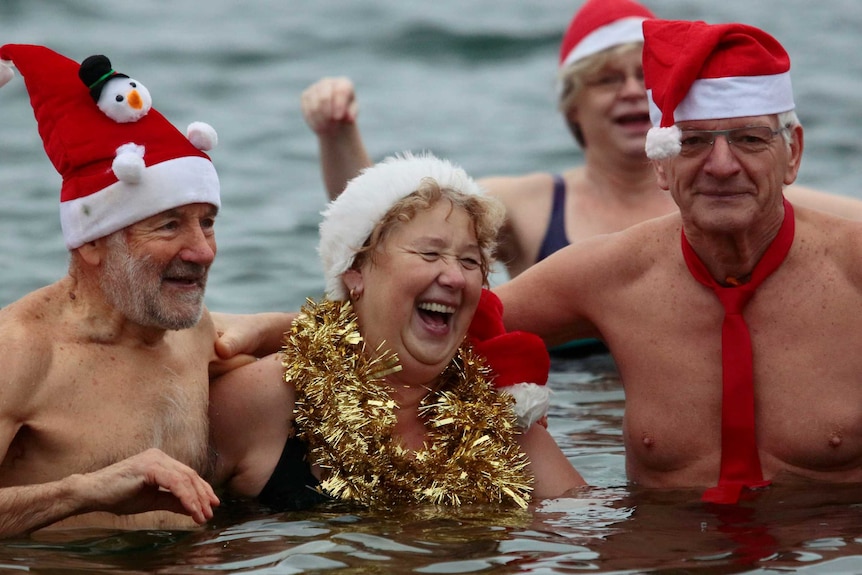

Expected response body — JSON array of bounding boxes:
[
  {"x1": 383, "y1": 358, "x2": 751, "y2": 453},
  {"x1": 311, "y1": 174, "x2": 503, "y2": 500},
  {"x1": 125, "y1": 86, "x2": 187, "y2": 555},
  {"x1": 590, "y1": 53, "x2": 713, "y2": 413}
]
[{"x1": 211, "y1": 311, "x2": 298, "y2": 369}]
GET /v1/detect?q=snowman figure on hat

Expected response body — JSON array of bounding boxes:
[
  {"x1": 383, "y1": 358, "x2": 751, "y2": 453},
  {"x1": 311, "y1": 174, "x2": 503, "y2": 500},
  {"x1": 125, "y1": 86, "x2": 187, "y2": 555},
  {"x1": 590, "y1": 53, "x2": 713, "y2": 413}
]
[
  {"x1": 73, "y1": 54, "x2": 218, "y2": 185},
  {"x1": 78, "y1": 54, "x2": 153, "y2": 124},
  {"x1": 0, "y1": 44, "x2": 222, "y2": 250}
]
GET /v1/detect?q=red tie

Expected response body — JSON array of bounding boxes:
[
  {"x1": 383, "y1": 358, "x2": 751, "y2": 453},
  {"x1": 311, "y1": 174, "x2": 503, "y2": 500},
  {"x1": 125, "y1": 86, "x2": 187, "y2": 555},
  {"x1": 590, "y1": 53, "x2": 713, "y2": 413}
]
[{"x1": 681, "y1": 198, "x2": 795, "y2": 504}]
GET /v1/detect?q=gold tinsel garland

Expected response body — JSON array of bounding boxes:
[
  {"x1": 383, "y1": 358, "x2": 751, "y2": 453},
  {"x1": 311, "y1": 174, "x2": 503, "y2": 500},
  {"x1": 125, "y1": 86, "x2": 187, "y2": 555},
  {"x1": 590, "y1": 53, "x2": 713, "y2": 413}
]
[{"x1": 281, "y1": 298, "x2": 533, "y2": 509}]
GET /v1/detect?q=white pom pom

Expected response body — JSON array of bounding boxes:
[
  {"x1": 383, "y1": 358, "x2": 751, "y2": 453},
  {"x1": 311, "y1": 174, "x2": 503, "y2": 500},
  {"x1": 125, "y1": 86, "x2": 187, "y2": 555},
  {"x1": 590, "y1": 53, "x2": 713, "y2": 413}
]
[
  {"x1": 645, "y1": 125, "x2": 682, "y2": 160},
  {"x1": 499, "y1": 383, "x2": 550, "y2": 429},
  {"x1": 187, "y1": 121, "x2": 218, "y2": 151},
  {"x1": 112, "y1": 143, "x2": 146, "y2": 184},
  {"x1": 0, "y1": 60, "x2": 14, "y2": 88}
]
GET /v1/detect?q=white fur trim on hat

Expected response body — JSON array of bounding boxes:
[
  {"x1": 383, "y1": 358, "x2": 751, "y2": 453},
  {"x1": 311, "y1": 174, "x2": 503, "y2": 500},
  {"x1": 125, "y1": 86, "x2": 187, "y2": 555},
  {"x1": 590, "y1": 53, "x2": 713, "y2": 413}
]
[
  {"x1": 318, "y1": 151, "x2": 484, "y2": 300},
  {"x1": 0, "y1": 60, "x2": 13, "y2": 88},
  {"x1": 499, "y1": 382, "x2": 550, "y2": 429},
  {"x1": 60, "y1": 155, "x2": 220, "y2": 249},
  {"x1": 645, "y1": 125, "x2": 681, "y2": 160},
  {"x1": 673, "y1": 73, "x2": 794, "y2": 124},
  {"x1": 561, "y1": 16, "x2": 647, "y2": 69}
]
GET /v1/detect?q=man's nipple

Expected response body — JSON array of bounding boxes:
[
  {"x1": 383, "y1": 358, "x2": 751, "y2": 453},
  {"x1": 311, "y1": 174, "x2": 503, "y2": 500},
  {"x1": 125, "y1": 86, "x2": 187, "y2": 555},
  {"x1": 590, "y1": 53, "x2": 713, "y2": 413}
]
[{"x1": 642, "y1": 432, "x2": 654, "y2": 448}]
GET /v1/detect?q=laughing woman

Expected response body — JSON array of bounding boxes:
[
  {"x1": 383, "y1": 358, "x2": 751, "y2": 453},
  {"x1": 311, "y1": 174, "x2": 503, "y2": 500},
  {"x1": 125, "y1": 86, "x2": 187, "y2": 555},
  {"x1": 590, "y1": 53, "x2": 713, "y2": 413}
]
[{"x1": 209, "y1": 153, "x2": 585, "y2": 510}]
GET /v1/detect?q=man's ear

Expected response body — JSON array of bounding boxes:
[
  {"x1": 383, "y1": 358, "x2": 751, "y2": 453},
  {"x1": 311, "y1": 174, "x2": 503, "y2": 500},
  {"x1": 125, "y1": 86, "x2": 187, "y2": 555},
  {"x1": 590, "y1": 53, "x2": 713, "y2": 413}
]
[
  {"x1": 76, "y1": 239, "x2": 106, "y2": 266},
  {"x1": 783, "y1": 125, "x2": 804, "y2": 186}
]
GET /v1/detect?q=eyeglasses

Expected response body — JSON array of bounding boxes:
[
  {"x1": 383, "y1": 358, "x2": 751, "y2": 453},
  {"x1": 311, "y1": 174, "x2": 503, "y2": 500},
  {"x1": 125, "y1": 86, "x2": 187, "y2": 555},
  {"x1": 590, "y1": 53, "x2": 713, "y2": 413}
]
[
  {"x1": 583, "y1": 70, "x2": 644, "y2": 91},
  {"x1": 678, "y1": 126, "x2": 787, "y2": 157}
]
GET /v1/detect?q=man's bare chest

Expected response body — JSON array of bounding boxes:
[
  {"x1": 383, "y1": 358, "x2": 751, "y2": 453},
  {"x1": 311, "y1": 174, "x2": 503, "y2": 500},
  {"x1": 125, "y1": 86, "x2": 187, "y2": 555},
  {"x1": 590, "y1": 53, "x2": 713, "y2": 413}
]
[
  {"x1": 621, "y1": 364, "x2": 862, "y2": 486},
  {"x1": 1, "y1": 358, "x2": 210, "y2": 486}
]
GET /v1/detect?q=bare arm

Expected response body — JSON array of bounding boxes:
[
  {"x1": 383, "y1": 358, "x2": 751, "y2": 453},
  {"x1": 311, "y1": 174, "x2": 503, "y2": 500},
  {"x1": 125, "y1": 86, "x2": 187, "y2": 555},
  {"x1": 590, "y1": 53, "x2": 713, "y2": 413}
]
[
  {"x1": 494, "y1": 238, "x2": 605, "y2": 346},
  {"x1": 301, "y1": 77, "x2": 373, "y2": 199},
  {"x1": 517, "y1": 423, "x2": 586, "y2": 498},
  {"x1": 209, "y1": 354, "x2": 293, "y2": 498},
  {"x1": 0, "y1": 449, "x2": 219, "y2": 538},
  {"x1": 211, "y1": 311, "x2": 298, "y2": 364}
]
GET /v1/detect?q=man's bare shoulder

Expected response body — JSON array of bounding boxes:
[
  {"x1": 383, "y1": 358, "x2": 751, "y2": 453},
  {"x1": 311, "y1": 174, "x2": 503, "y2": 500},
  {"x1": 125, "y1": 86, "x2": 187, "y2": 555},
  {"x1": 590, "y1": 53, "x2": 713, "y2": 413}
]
[
  {"x1": 496, "y1": 211, "x2": 681, "y2": 343},
  {"x1": 609, "y1": 210, "x2": 681, "y2": 250},
  {"x1": 183, "y1": 307, "x2": 218, "y2": 347},
  {"x1": 163, "y1": 308, "x2": 219, "y2": 374},
  {"x1": 785, "y1": 185, "x2": 862, "y2": 221},
  {"x1": 0, "y1": 283, "x2": 69, "y2": 409},
  {"x1": 546, "y1": 211, "x2": 680, "y2": 276},
  {"x1": 503, "y1": 211, "x2": 681, "y2": 312},
  {"x1": 1, "y1": 280, "x2": 65, "y2": 316},
  {"x1": 0, "y1": 283, "x2": 69, "y2": 347},
  {"x1": 792, "y1": 204, "x2": 862, "y2": 281},
  {"x1": 793, "y1": 202, "x2": 862, "y2": 241}
]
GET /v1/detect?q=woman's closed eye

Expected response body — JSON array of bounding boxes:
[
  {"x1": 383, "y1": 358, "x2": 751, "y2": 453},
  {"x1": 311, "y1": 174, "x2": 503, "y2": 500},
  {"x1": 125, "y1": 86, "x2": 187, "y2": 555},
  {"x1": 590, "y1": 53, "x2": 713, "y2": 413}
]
[
  {"x1": 458, "y1": 257, "x2": 481, "y2": 270},
  {"x1": 415, "y1": 251, "x2": 480, "y2": 270},
  {"x1": 419, "y1": 251, "x2": 442, "y2": 262}
]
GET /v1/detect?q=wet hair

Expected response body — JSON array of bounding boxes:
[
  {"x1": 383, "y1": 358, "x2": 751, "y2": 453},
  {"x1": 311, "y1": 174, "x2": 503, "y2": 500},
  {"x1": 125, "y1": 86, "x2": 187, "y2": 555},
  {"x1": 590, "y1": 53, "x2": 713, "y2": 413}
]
[
  {"x1": 351, "y1": 178, "x2": 505, "y2": 285},
  {"x1": 556, "y1": 41, "x2": 643, "y2": 148}
]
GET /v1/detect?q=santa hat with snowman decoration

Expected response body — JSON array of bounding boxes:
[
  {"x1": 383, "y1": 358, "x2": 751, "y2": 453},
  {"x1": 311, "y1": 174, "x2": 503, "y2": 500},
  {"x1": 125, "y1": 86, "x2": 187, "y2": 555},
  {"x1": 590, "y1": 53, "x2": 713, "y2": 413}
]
[
  {"x1": 642, "y1": 20, "x2": 795, "y2": 160},
  {"x1": 0, "y1": 44, "x2": 219, "y2": 249}
]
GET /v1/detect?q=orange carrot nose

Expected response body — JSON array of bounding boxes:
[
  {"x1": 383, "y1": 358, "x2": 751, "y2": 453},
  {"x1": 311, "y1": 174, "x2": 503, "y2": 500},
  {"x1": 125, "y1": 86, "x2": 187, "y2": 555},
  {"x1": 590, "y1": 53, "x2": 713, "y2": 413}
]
[{"x1": 127, "y1": 89, "x2": 142, "y2": 110}]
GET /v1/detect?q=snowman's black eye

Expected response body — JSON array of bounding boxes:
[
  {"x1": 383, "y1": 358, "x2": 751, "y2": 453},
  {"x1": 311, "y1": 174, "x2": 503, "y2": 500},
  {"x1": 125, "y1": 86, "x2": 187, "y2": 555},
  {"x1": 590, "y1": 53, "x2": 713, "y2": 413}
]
[
  {"x1": 130, "y1": 82, "x2": 137, "y2": 88},
  {"x1": 115, "y1": 95, "x2": 124, "y2": 102}
]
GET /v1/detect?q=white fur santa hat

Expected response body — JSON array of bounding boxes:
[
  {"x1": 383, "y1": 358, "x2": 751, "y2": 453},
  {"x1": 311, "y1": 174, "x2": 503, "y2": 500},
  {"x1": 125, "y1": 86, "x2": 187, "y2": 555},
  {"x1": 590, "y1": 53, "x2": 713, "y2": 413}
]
[
  {"x1": 0, "y1": 44, "x2": 219, "y2": 249},
  {"x1": 318, "y1": 152, "x2": 484, "y2": 301},
  {"x1": 643, "y1": 20, "x2": 795, "y2": 160},
  {"x1": 558, "y1": 0, "x2": 655, "y2": 69}
]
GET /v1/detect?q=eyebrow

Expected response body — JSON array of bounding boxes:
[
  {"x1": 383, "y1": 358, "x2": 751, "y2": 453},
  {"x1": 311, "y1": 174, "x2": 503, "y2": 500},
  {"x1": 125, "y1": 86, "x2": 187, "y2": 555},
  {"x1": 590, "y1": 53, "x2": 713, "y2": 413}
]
[
  {"x1": 411, "y1": 236, "x2": 481, "y2": 252},
  {"x1": 161, "y1": 205, "x2": 219, "y2": 219}
]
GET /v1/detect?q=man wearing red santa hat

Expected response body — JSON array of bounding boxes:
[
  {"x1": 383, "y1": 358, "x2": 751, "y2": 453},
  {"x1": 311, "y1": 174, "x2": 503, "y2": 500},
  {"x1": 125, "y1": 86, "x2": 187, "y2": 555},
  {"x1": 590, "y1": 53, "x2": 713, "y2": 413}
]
[
  {"x1": 497, "y1": 19, "x2": 862, "y2": 504},
  {"x1": 296, "y1": 0, "x2": 862, "y2": 290},
  {"x1": 0, "y1": 44, "x2": 221, "y2": 537}
]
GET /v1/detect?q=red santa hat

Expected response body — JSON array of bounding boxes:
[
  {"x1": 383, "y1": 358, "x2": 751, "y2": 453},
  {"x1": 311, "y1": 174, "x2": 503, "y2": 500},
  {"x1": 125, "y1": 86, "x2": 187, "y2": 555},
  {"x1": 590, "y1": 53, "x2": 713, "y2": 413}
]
[
  {"x1": 559, "y1": 0, "x2": 655, "y2": 69},
  {"x1": 0, "y1": 44, "x2": 220, "y2": 249},
  {"x1": 643, "y1": 20, "x2": 795, "y2": 160},
  {"x1": 469, "y1": 289, "x2": 551, "y2": 429}
]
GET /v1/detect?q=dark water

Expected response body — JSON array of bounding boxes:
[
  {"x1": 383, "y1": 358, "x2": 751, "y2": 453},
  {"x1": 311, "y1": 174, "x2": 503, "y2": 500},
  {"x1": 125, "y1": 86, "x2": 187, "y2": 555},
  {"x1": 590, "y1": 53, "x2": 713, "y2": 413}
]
[{"x1": 1, "y1": 0, "x2": 861, "y2": 572}]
